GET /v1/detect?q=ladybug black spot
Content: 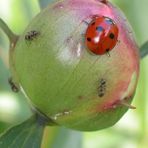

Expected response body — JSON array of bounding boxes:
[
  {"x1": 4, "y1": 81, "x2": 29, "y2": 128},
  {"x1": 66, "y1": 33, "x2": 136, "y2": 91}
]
[
  {"x1": 109, "y1": 33, "x2": 115, "y2": 39},
  {"x1": 87, "y1": 37, "x2": 91, "y2": 42},
  {"x1": 96, "y1": 26, "x2": 104, "y2": 32}
]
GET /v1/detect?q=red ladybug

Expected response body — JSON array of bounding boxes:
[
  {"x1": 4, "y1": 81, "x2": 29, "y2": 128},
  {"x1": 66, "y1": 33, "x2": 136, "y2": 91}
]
[{"x1": 85, "y1": 16, "x2": 119, "y2": 55}]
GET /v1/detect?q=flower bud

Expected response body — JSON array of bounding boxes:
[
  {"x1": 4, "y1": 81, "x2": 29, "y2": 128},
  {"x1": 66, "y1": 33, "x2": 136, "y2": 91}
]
[{"x1": 10, "y1": 0, "x2": 139, "y2": 131}]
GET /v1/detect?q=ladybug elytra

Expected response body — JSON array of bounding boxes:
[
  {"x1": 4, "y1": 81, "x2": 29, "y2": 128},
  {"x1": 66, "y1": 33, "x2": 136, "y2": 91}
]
[{"x1": 85, "y1": 16, "x2": 119, "y2": 55}]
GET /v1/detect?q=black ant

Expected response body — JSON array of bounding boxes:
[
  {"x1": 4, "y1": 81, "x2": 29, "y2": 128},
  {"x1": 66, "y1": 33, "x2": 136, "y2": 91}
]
[
  {"x1": 8, "y1": 77, "x2": 19, "y2": 92},
  {"x1": 98, "y1": 78, "x2": 106, "y2": 97},
  {"x1": 25, "y1": 30, "x2": 40, "y2": 41}
]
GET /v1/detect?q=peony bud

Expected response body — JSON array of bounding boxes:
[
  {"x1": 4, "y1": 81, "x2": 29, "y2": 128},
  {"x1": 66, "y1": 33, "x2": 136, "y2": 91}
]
[{"x1": 10, "y1": 0, "x2": 139, "y2": 131}]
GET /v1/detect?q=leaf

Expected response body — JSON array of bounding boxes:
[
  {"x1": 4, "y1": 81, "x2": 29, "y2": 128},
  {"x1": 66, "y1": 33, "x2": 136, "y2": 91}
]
[
  {"x1": 0, "y1": 115, "x2": 46, "y2": 148},
  {"x1": 0, "y1": 122, "x2": 9, "y2": 134},
  {"x1": 0, "y1": 113, "x2": 82, "y2": 148},
  {"x1": 38, "y1": 0, "x2": 58, "y2": 9},
  {"x1": 140, "y1": 41, "x2": 148, "y2": 58}
]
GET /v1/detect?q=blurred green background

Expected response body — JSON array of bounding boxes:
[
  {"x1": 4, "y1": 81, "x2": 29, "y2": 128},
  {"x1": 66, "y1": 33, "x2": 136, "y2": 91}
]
[{"x1": 0, "y1": 0, "x2": 148, "y2": 148}]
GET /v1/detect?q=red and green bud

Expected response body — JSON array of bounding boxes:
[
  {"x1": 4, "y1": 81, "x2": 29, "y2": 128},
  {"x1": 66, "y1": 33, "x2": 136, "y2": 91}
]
[{"x1": 10, "y1": 0, "x2": 139, "y2": 131}]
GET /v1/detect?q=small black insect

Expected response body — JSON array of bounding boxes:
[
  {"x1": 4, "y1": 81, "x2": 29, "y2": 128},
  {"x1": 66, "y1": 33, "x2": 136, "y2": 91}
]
[
  {"x1": 25, "y1": 30, "x2": 40, "y2": 41},
  {"x1": 100, "y1": 78, "x2": 106, "y2": 85},
  {"x1": 8, "y1": 77, "x2": 19, "y2": 93},
  {"x1": 98, "y1": 78, "x2": 106, "y2": 97}
]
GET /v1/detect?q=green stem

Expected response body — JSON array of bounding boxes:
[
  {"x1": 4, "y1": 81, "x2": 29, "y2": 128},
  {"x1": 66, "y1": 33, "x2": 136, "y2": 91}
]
[
  {"x1": 38, "y1": 0, "x2": 59, "y2": 9},
  {"x1": 0, "y1": 19, "x2": 19, "y2": 91},
  {"x1": 140, "y1": 41, "x2": 148, "y2": 59},
  {"x1": 0, "y1": 18, "x2": 18, "y2": 44},
  {"x1": 33, "y1": 107, "x2": 57, "y2": 126}
]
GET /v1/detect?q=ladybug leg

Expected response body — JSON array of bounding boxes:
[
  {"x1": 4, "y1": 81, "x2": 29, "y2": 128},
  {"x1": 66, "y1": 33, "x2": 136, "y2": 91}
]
[
  {"x1": 106, "y1": 52, "x2": 110, "y2": 57},
  {"x1": 81, "y1": 33, "x2": 85, "y2": 36},
  {"x1": 82, "y1": 14, "x2": 99, "y2": 26},
  {"x1": 91, "y1": 14, "x2": 100, "y2": 19},
  {"x1": 82, "y1": 20, "x2": 89, "y2": 25},
  {"x1": 100, "y1": 0, "x2": 108, "y2": 4},
  {"x1": 106, "y1": 49, "x2": 111, "y2": 57}
]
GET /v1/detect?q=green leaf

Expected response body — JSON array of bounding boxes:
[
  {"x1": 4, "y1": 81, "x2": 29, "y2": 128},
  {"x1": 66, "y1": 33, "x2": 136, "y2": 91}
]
[
  {"x1": 38, "y1": 0, "x2": 58, "y2": 9},
  {"x1": 140, "y1": 41, "x2": 148, "y2": 58},
  {"x1": 0, "y1": 115, "x2": 46, "y2": 148},
  {"x1": 0, "y1": 122, "x2": 9, "y2": 134}
]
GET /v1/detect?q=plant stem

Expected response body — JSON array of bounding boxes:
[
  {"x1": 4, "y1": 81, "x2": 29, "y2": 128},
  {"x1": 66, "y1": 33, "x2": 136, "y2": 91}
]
[
  {"x1": 140, "y1": 41, "x2": 148, "y2": 59},
  {"x1": 0, "y1": 47, "x2": 9, "y2": 68},
  {"x1": 0, "y1": 18, "x2": 18, "y2": 44},
  {"x1": 32, "y1": 107, "x2": 57, "y2": 126},
  {"x1": 38, "y1": 0, "x2": 59, "y2": 9}
]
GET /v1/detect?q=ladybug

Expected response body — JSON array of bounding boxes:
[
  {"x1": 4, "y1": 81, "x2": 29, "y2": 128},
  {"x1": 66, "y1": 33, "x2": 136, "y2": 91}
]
[{"x1": 85, "y1": 16, "x2": 119, "y2": 55}]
